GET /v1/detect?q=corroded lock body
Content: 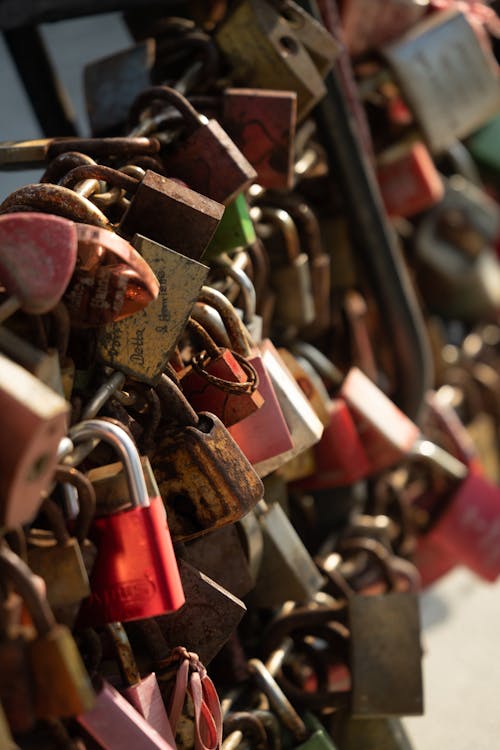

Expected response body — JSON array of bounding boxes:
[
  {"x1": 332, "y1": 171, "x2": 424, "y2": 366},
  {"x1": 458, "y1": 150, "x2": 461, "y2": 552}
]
[
  {"x1": 132, "y1": 86, "x2": 257, "y2": 204},
  {"x1": 152, "y1": 377, "x2": 263, "y2": 541},
  {"x1": 215, "y1": 0, "x2": 327, "y2": 121},
  {"x1": 222, "y1": 88, "x2": 297, "y2": 190},
  {"x1": 60, "y1": 164, "x2": 224, "y2": 260}
]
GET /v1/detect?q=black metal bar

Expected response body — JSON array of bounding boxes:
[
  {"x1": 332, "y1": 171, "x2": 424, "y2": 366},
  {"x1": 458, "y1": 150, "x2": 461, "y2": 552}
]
[
  {"x1": 301, "y1": 0, "x2": 433, "y2": 421},
  {"x1": 0, "y1": 0, "x2": 185, "y2": 30},
  {"x1": 3, "y1": 26, "x2": 77, "y2": 137}
]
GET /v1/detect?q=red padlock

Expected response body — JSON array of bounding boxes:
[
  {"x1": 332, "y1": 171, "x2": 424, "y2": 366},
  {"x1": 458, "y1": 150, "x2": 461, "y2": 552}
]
[
  {"x1": 69, "y1": 419, "x2": 185, "y2": 624},
  {"x1": 193, "y1": 286, "x2": 294, "y2": 471},
  {"x1": 180, "y1": 313, "x2": 264, "y2": 428},
  {"x1": 0, "y1": 211, "x2": 77, "y2": 323},
  {"x1": 340, "y1": 367, "x2": 421, "y2": 474},
  {"x1": 421, "y1": 470, "x2": 500, "y2": 583},
  {"x1": 376, "y1": 141, "x2": 444, "y2": 218},
  {"x1": 293, "y1": 398, "x2": 371, "y2": 491}
]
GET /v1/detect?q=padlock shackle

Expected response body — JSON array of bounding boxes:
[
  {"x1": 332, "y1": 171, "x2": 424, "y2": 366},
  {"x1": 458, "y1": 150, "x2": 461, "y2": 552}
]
[
  {"x1": 191, "y1": 303, "x2": 232, "y2": 349},
  {"x1": 251, "y1": 206, "x2": 301, "y2": 262},
  {"x1": 54, "y1": 465, "x2": 96, "y2": 544},
  {"x1": 212, "y1": 257, "x2": 257, "y2": 324},
  {"x1": 60, "y1": 165, "x2": 140, "y2": 194},
  {"x1": 198, "y1": 286, "x2": 252, "y2": 356},
  {"x1": 187, "y1": 317, "x2": 221, "y2": 359},
  {"x1": 69, "y1": 419, "x2": 150, "y2": 508},
  {"x1": 156, "y1": 374, "x2": 199, "y2": 428},
  {"x1": 41, "y1": 151, "x2": 97, "y2": 184},
  {"x1": 0, "y1": 546, "x2": 55, "y2": 635},
  {"x1": 0, "y1": 184, "x2": 110, "y2": 228},
  {"x1": 248, "y1": 656, "x2": 308, "y2": 743},
  {"x1": 259, "y1": 193, "x2": 324, "y2": 262},
  {"x1": 107, "y1": 622, "x2": 142, "y2": 687},
  {"x1": 129, "y1": 85, "x2": 205, "y2": 133},
  {"x1": 291, "y1": 342, "x2": 343, "y2": 388}
]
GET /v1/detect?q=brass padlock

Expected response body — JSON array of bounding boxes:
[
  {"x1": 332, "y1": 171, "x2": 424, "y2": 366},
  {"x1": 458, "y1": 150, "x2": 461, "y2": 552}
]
[
  {"x1": 215, "y1": 0, "x2": 327, "y2": 121},
  {"x1": 97, "y1": 233, "x2": 209, "y2": 384},
  {"x1": 0, "y1": 546, "x2": 95, "y2": 719},
  {"x1": 253, "y1": 206, "x2": 315, "y2": 329},
  {"x1": 152, "y1": 376, "x2": 264, "y2": 541}
]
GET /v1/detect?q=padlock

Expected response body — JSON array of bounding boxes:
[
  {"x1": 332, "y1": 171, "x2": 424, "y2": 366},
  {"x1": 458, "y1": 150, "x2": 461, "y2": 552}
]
[
  {"x1": 420, "y1": 470, "x2": 500, "y2": 582},
  {"x1": 253, "y1": 206, "x2": 315, "y2": 329},
  {"x1": 340, "y1": 0, "x2": 427, "y2": 57},
  {"x1": 183, "y1": 524, "x2": 255, "y2": 599},
  {"x1": 152, "y1": 375, "x2": 263, "y2": 541},
  {"x1": 0, "y1": 545, "x2": 95, "y2": 719},
  {"x1": 27, "y1": 497, "x2": 90, "y2": 611},
  {"x1": 415, "y1": 175, "x2": 500, "y2": 321},
  {"x1": 336, "y1": 715, "x2": 416, "y2": 750},
  {"x1": 466, "y1": 112, "x2": 500, "y2": 185},
  {"x1": 255, "y1": 339, "x2": 324, "y2": 477},
  {"x1": 64, "y1": 222, "x2": 161, "y2": 327},
  {"x1": 222, "y1": 88, "x2": 297, "y2": 190},
  {"x1": 0, "y1": 702, "x2": 18, "y2": 750},
  {"x1": 382, "y1": 9, "x2": 500, "y2": 154},
  {"x1": 204, "y1": 193, "x2": 256, "y2": 259},
  {"x1": 98, "y1": 233, "x2": 208, "y2": 384},
  {"x1": 193, "y1": 286, "x2": 294, "y2": 472},
  {"x1": 156, "y1": 559, "x2": 246, "y2": 665},
  {"x1": 275, "y1": 0, "x2": 339, "y2": 77},
  {"x1": 77, "y1": 678, "x2": 175, "y2": 749},
  {"x1": 130, "y1": 86, "x2": 257, "y2": 204},
  {"x1": 376, "y1": 140, "x2": 444, "y2": 218},
  {"x1": 292, "y1": 398, "x2": 371, "y2": 491},
  {"x1": 0, "y1": 352, "x2": 68, "y2": 529},
  {"x1": 277, "y1": 348, "x2": 331, "y2": 428},
  {"x1": 0, "y1": 627, "x2": 36, "y2": 733},
  {"x1": 348, "y1": 591, "x2": 423, "y2": 716},
  {"x1": 215, "y1": 0, "x2": 328, "y2": 121},
  {"x1": 69, "y1": 419, "x2": 185, "y2": 624},
  {"x1": 107, "y1": 621, "x2": 176, "y2": 745},
  {"x1": 262, "y1": 193, "x2": 331, "y2": 336},
  {"x1": 61, "y1": 164, "x2": 224, "y2": 259},
  {"x1": 180, "y1": 315, "x2": 264, "y2": 428},
  {"x1": 84, "y1": 39, "x2": 156, "y2": 135},
  {"x1": 339, "y1": 367, "x2": 420, "y2": 474},
  {"x1": 251, "y1": 500, "x2": 324, "y2": 607},
  {"x1": 210, "y1": 257, "x2": 263, "y2": 344},
  {"x1": 0, "y1": 212, "x2": 77, "y2": 324}
]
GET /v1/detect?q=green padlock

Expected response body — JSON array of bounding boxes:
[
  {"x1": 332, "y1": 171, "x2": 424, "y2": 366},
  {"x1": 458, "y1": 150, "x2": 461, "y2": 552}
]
[
  {"x1": 204, "y1": 193, "x2": 256, "y2": 259},
  {"x1": 296, "y1": 713, "x2": 339, "y2": 750},
  {"x1": 467, "y1": 114, "x2": 500, "y2": 186}
]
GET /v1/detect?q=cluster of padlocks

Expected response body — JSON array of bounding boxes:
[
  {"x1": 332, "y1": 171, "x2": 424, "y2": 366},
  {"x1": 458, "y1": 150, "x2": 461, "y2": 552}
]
[{"x1": 2, "y1": 0, "x2": 500, "y2": 747}]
